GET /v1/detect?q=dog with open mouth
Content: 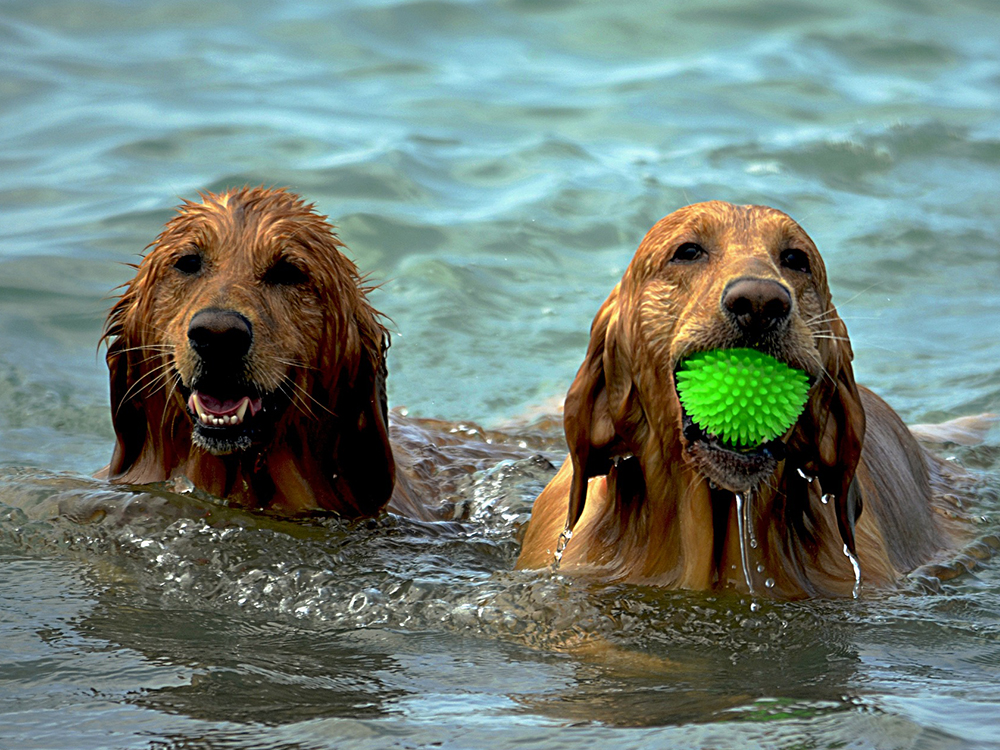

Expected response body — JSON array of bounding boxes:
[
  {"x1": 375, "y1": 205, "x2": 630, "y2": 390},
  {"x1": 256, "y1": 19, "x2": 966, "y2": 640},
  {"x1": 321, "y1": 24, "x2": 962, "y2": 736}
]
[
  {"x1": 516, "y1": 201, "x2": 968, "y2": 597},
  {"x1": 99, "y1": 186, "x2": 532, "y2": 519}
]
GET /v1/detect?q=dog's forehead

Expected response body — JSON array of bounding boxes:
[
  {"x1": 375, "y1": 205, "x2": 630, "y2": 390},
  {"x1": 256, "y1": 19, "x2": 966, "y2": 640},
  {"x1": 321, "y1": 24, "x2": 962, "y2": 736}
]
[
  {"x1": 627, "y1": 202, "x2": 817, "y2": 277},
  {"x1": 159, "y1": 190, "x2": 328, "y2": 257},
  {"x1": 201, "y1": 196, "x2": 305, "y2": 241},
  {"x1": 649, "y1": 202, "x2": 809, "y2": 248}
]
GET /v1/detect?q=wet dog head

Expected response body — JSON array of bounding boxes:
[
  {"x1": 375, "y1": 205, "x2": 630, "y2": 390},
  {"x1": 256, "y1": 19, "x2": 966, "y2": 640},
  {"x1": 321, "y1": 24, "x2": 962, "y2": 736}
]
[
  {"x1": 563, "y1": 202, "x2": 865, "y2": 532},
  {"x1": 103, "y1": 187, "x2": 395, "y2": 514}
]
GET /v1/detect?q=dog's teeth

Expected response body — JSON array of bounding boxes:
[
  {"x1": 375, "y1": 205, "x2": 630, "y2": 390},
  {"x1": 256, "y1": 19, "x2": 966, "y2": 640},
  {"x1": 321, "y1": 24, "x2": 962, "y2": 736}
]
[
  {"x1": 190, "y1": 393, "x2": 255, "y2": 428},
  {"x1": 191, "y1": 394, "x2": 209, "y2": 424}
]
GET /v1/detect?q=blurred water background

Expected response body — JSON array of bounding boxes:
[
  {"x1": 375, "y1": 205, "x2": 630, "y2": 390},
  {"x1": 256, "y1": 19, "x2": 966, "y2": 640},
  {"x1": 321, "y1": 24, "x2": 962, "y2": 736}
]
[{"x1": 1, "y1": 0, "x2": 999, "y2": 748}]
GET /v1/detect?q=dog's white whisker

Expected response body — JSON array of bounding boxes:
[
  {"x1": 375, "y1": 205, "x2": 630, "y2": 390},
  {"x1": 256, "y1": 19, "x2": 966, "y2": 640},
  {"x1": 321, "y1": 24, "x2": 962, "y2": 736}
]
[{"x1": 115, "y1": 360, "x2": 176, "y2": 414}]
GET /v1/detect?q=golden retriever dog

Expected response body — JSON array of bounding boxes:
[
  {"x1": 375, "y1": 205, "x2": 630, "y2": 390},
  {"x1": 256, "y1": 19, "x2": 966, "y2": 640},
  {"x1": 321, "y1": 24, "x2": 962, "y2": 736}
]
[
  {"x1": 100, "y1": 186, "x2": 525, "y2": 519},
  {"x1": 517, "y1": 201, "x2": 968, "y2": 597}
]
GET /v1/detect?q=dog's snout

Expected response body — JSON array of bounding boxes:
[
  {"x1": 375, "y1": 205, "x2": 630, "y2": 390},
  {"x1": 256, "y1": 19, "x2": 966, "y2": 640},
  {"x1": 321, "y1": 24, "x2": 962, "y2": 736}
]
[
  {"x1": 188, "y1": 309, "x2": 253, "y2": 360},
  {"x1": 722, "y1": 278, "x2": 791, "y2": 336}
]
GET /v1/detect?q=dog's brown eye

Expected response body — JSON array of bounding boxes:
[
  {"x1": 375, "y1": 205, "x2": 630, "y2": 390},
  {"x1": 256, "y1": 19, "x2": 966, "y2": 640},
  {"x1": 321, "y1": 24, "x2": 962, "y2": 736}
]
[
  {"x1": 264, "y1": 258, "x2": 309, "y2": 287},
  {"x1": 173, "y1": 252, "x2": 203, "y2": 275},
  {"x1": 780, "y1": 248, "x2": 811, "y2": 274},
  {"x1": 671, "y1": 242, "x2": 706, "y2": 263}
]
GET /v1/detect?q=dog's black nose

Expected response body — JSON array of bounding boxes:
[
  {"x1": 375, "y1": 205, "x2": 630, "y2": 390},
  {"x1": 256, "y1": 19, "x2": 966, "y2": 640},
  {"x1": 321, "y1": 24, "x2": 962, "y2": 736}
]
[
  {"x1": 188, "y1": 309, "x2": 253, "y2": 361},
  {"x1": 722, "y1": 278, "x2": 791, "y2": 337}
]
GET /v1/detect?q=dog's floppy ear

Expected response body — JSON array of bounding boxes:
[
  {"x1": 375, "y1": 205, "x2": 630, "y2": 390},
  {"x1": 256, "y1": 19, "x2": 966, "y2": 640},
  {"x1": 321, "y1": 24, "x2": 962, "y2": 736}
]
[
  {"x1": 786, "y1": 303, "x2": 866, "y2": 554},
  {"x1": 103, "y1": 284, "x2": 158, "y2": 480},
  {"x1": 328, "y1": 321, "x2": 396, "y2": 517},
  {"x1": 563, "y1": 285, "x2": 643, "y2": 530},
  {"x1": 106, "y1": 336, "x2": 147, "y2": 478}
]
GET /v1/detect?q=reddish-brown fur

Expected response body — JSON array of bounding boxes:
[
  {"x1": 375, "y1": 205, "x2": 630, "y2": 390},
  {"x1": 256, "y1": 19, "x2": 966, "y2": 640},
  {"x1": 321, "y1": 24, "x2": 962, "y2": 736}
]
[
  {"x1": 517, "y1": 202, "x2": 962, "y2": 597},
  {"x1": 100, "y1": 187, "x2": 531, "y2": 519}
]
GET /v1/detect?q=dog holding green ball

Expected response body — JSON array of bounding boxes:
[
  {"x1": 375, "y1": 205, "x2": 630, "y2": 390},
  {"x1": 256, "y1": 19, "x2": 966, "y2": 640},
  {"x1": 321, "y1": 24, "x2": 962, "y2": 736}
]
[{"x1": 517, "y1": 202, "x2": 982, "y2": 598}]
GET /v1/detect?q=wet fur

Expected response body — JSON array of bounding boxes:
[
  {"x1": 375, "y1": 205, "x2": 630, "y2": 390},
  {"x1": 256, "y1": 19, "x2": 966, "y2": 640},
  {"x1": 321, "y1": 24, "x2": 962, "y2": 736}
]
[
  {"x1": 101, "y1": 187, "x2": 451, "y2": 518},
  {"x1": 517, "y1": 202, "x2": 964, "y2": 597}
]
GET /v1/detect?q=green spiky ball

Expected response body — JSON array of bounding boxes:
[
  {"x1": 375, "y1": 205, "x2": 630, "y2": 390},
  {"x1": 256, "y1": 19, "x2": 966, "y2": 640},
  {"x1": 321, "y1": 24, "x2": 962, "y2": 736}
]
[{"x1": 675, "y1": 348, "x2": 810, "y2": 448}]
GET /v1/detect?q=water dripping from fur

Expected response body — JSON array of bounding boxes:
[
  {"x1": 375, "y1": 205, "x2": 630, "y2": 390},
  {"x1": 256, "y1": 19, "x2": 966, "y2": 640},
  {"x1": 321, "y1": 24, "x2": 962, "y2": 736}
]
[
  {"x1": 844, "y1": 543, "x2": 862, "y2": 598},
  {"x1": 551, "y1": 526, "x2": 573, "y2": 570},
  {"x1": 735, "y1": 492, "x2": 756, "y2": 596}
]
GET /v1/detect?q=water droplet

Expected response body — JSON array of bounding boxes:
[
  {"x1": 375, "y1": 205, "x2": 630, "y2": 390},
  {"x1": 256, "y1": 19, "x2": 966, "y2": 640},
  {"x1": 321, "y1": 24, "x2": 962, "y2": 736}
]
[
  {"x1": 765, "y1": 578, "x2": 775, "y2": 589},
  {"x1": 797, "y1": 468, "x2": 815, "y2": 482},
  {"x1": 821, "y1": 493, "x2": 833, "y2": 505},
  {"x1": 749, "y1": 601, "x2": 761, "y2": 612},
  {"x1": 171, "y1": 475, "x2": 196, "y2": 494},
  {"x1": 756, "y1": 563, "x2": 765, "y2": 573}
]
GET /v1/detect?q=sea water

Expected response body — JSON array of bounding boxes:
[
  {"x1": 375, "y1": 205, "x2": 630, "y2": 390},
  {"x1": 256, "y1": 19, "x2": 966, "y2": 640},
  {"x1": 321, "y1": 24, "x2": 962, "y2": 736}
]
[{"x1": 1, "y1": 1, "x2": 999, "y2": 747}]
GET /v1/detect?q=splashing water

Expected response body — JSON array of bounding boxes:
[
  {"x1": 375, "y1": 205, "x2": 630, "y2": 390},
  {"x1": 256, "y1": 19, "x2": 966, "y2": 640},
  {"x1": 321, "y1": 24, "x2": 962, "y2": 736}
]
[
  {"x1": 843, "y1": 543, "x2": 862, "y2": 599},
  {"x1": 735, "y1": 493, "x2": 756, "y2": 595}
]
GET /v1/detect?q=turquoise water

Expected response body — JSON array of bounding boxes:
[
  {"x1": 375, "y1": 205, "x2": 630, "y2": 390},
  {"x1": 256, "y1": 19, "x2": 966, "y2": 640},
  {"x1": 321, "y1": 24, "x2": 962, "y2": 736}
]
[{"x1": 2, "y1": 0, "x2": 1000, "y2": 748}]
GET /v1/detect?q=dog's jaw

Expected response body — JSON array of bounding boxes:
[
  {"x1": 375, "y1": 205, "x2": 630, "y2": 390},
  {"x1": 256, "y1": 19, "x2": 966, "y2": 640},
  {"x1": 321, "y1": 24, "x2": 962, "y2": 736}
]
[{"x1": 178, "y1": 381, "x2": 279, "y2": 456}]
